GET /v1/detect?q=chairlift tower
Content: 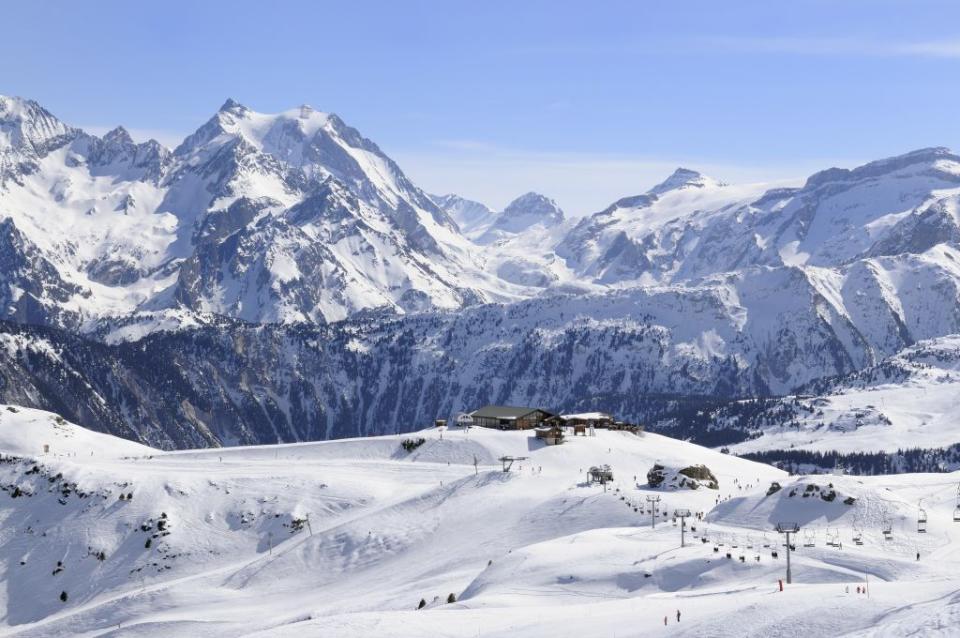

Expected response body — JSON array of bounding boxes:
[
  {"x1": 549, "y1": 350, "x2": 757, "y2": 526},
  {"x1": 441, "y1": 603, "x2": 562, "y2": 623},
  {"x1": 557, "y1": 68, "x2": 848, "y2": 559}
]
[
  {"x1": 775, "y1": 522, "x2": 800, "y2": 584},
  {"x1": 646, "y1": 495, "x2": 661, "y2": 529},
  {"x1": 674, "y1": 509, "x2": 692, "y2": 547}
]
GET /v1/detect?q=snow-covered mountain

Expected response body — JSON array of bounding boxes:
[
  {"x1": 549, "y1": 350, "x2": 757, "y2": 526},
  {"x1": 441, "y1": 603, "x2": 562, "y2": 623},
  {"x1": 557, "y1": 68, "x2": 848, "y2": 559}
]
[
  {"x1": 0, "y1": 96, "x2": 531, "y2": 327},
  {"x1": 5, "y1": 94, "x2": 960, "y2": 335},
  {"x1": 431, "y1": 191, "x2": 565, "y2": 243},
  {"x1": 557, "y1": 148, "x2": 960, "y2": 287},
  {"x1": 431, "y1": 191, "x2": 575, "y2": 289},
  {"x1": 477, "y1": 191, "x2": 565, "y2": 243},
  {"x1": 6, "y1": 94, "x2": 960, "y2": 458}
]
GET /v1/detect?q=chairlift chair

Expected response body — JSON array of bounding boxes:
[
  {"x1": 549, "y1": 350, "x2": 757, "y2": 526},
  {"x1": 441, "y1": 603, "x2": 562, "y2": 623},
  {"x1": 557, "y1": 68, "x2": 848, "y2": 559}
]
[
  {"x1": 826, "y1": 528, "x2": 838, "y2": 547},
  {"x1": 953, "y1": 505, "x2": 960, "y2": 523},
  {"x1": 803, "y1": 529, "x2": 816, "y2": 548}
]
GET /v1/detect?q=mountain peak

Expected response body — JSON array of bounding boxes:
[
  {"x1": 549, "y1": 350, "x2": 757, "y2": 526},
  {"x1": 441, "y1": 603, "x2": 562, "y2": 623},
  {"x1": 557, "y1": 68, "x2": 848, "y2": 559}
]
[
  {"x1": 490, "y1": 192, "x2": 565, "y2": 233},
  {"x1": 0, "y1": 95, "x2": 77, "y2": 156},
  {"x1": 0, "y1": 94, "x2": 36, "y2": 119},
  {"x1": 218, "y1": 98, "x2": 248, "y2": 115},
  {"x1": 648, "y1": 168, "x2": 724, "y2": 196},
  {"x1": 102, "y1": 126, "x2": 134, "y2": 146},
  {"x1": 504, "y1": 192, "x2": 563, "y2": 217}
]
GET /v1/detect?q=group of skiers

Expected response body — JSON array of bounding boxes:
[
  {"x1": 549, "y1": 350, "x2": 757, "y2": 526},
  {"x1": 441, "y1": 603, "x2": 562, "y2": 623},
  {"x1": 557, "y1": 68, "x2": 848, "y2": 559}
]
[{"x1": 663, "y1": 610, "x2": 681, "y2": 625}]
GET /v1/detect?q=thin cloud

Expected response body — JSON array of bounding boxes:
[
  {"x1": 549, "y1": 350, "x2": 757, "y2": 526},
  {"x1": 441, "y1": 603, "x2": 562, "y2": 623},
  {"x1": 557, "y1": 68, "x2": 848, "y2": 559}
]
[{"x1": 708, "y1": 35, "x2": 960, "y2": 58}]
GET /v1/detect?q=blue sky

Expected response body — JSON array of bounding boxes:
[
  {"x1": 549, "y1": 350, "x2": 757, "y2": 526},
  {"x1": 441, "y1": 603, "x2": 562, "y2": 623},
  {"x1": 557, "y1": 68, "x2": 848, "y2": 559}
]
[{"x1": 3, "y1": 0, "x2": 959, "y2": 214}]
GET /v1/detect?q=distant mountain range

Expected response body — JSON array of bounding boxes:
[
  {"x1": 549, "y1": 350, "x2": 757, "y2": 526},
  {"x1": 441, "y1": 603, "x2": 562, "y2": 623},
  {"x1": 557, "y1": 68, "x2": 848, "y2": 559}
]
[{"x1": 3, "y1": 94, "x2": 960, "y2": 466}]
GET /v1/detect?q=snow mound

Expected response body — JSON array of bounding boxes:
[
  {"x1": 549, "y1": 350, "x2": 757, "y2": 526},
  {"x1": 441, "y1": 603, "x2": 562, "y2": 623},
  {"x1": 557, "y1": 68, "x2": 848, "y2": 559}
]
[{"x1": 0, "y1": 405, "x2": 154, "y2": 458}]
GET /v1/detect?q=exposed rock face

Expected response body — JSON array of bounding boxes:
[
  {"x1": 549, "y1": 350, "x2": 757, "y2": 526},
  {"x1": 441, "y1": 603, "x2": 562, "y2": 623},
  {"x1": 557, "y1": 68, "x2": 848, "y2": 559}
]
[
  {"x1": 677, "y1": 465, "x2": 719, "y2": 490},
  {"x1": 647, "y1": 464, "x2": 718, "y2": 490},
  {"x1": 647, "y1": 464, "x2": 668, "y2": 488}
]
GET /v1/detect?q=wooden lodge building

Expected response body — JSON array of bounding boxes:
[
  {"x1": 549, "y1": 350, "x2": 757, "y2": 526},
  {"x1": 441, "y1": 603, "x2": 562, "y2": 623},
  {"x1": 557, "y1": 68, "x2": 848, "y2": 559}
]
[
  {"x1": 468, "y1": 405, "x2": 557, "y2": 430},
  {"x1": 467, "y1": 405, "x2": 643, "y2": 435}
]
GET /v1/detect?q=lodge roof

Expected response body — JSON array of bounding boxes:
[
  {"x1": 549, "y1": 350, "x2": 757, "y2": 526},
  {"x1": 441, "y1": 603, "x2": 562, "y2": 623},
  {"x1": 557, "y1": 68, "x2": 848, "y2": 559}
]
[{"x1": 470, "y1": 405, "x2": 555, "y2": 420}]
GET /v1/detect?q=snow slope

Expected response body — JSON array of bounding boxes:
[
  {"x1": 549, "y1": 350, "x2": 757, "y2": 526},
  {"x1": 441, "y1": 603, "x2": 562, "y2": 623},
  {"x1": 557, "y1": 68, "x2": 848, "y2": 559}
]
[
  {"x1": 0, "y1": 410, "x2": 956, "y2": 637},
  {"x1": 0, "y1": 406, "x2": 152, "y2": 458}
]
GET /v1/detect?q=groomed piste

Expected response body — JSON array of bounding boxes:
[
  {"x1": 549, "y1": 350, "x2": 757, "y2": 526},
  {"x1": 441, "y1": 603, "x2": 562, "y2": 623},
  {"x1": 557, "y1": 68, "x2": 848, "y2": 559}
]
[{"x1": 0, "y1": 405, "x2": 957, "y2": 637}]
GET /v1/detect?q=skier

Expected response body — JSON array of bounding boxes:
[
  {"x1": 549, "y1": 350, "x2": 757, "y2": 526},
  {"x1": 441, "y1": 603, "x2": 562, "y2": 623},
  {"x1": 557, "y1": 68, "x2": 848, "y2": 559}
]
[
  {"x1": 663, "y1": 616, "x2": 668, "y2": 626},
  {"x1": 676, "y1": 609, "x2": 681, "y2": 622},
  {"x1": 916, "y1": 551, "x2": 920, "y2": 561}
]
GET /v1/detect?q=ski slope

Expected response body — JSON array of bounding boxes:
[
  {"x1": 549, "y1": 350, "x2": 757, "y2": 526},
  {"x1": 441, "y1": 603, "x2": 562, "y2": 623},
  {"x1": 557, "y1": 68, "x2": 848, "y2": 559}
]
[{"x1": 0, "y1": 406, "x2": 957, "y2": 637}]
